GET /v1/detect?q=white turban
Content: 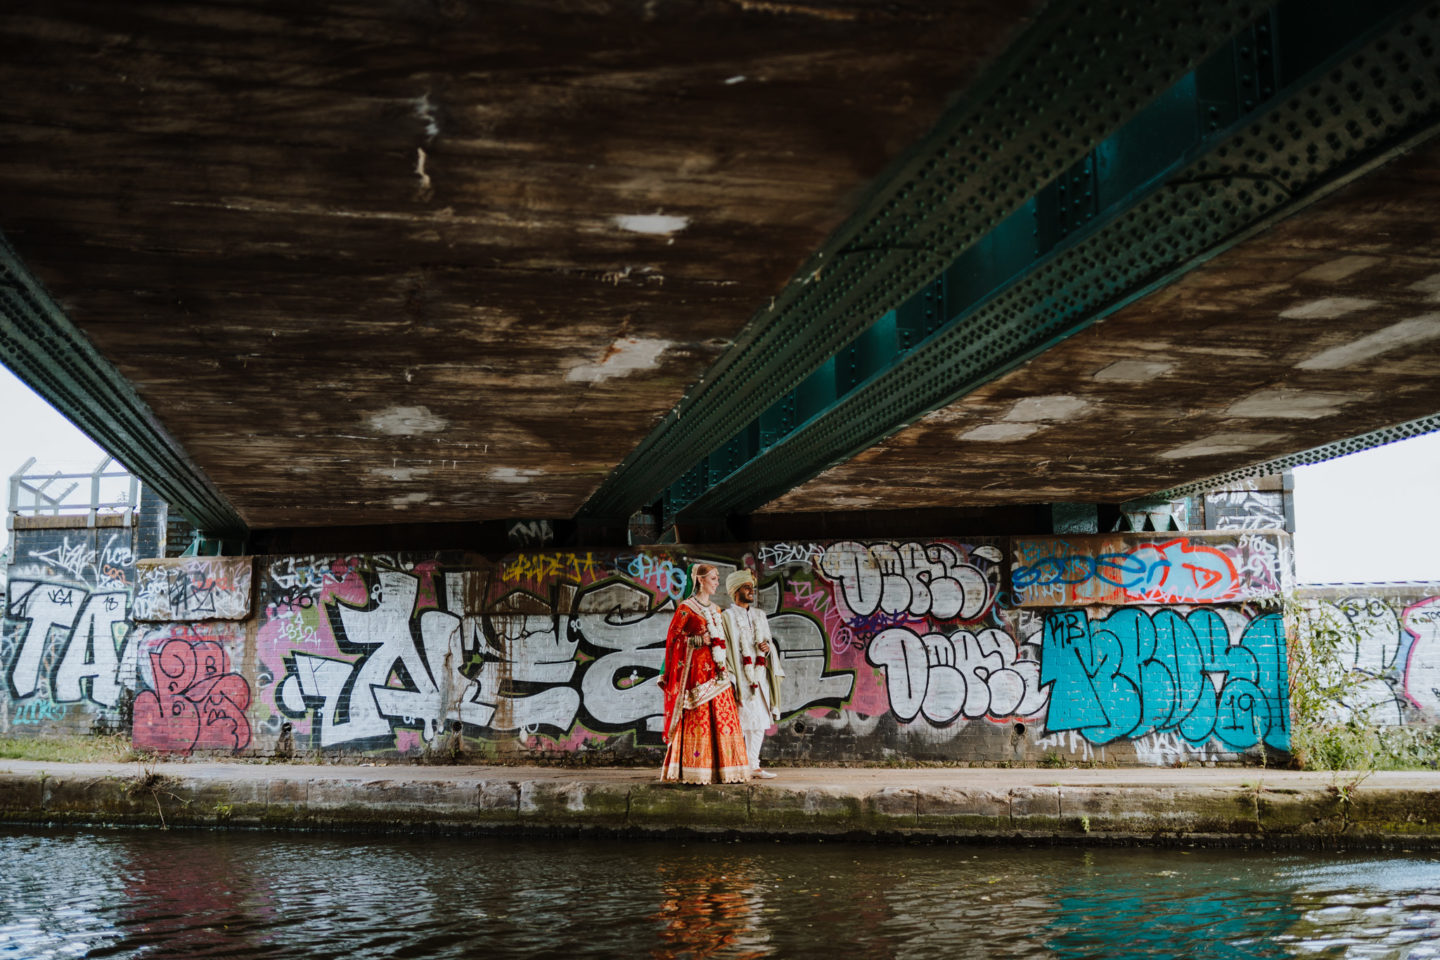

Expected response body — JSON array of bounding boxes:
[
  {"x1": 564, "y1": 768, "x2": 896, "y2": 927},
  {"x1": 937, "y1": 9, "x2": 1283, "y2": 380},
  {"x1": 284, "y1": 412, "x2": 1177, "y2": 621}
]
[{"x1": 726, "y1": 569, "x2": 757, "y2": 596}]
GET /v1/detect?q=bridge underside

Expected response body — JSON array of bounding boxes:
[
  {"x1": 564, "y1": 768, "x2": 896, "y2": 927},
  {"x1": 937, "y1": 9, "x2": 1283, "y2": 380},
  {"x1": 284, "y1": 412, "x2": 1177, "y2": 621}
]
[
  {"x1": 763, "y1": 142, "x2": 1440, "y2": 516},
  {"x1": 1, "y1": 0, "x2": 1437, "y2": 548}
]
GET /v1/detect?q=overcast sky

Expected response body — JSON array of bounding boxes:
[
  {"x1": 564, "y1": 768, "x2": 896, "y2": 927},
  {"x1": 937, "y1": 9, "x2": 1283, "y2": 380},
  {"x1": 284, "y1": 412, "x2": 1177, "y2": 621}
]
[
  {"x1": 1291, "y1": 429, "x2": 1440, "y2": 583},
  {"x1": 1, "y1": 365, "x2": 1437, "y2": 583}
]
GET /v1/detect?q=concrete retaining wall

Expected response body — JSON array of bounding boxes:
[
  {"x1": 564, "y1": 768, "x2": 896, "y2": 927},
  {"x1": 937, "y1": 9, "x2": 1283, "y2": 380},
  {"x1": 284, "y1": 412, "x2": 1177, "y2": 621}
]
[{"x1": 4, "y1": 761, "x2": 1440, "y2": 849}]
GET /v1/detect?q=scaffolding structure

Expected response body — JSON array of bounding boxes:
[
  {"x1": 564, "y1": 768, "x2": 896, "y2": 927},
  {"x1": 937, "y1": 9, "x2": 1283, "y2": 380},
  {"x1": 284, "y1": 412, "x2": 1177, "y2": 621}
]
[{"x1": 6, "y1": 456, "x2": 140, "y2": 528}]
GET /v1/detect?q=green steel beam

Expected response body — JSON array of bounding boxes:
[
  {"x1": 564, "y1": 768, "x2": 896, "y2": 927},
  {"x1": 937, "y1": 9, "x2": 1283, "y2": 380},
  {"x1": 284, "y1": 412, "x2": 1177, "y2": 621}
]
[
  {"x1": 578, "y1": 0, "x2": 1268, "y2": 521},
  {"x1": 1153, "y1": 414, "x2": 1440, "y2": 500},
  {"x1": 670, "y1": 0, "x2": 1440, "y2": 523},
  {"x1": 0, "y1": 236, "x2": 247, "y2": 538}
]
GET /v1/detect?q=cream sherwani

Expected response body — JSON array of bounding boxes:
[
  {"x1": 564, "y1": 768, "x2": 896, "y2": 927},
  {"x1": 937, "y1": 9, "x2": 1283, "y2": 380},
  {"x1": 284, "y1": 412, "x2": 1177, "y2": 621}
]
[{"x1": 722, "y1": 603, "x2": 785, "y2": 770}]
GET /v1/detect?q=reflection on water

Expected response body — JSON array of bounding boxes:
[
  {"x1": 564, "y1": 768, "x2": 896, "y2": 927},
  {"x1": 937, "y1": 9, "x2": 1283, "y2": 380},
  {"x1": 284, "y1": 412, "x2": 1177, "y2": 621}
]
[
  {"x1": 1044, "y1": 850, "x2": 1300, "y2": 959},
  {"x1": 653, "y1": 861, "x2": 769, "y2": 959},
  {"x1": 2, "y1": 828, "x2": 1439, "y2": 959}
]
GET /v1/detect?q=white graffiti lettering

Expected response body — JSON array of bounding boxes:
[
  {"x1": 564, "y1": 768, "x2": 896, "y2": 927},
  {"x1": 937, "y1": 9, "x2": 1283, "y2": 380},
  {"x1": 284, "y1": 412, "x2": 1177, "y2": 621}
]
[
  {"x1": 27, "y1": 533, "x2": 134, "y2": 589},
  {"x1": 817, "y1": 541, "x2": 997, "y2": 622},
  {"x1": 866, "y1": 625, "x2": 1047, "y2": 724},
  {"x1": 5, "y1": 580, "x2": 132, "y2": 707},
  {"x1": 755, "y1": 542, "x2": 822, "y2": 568}
]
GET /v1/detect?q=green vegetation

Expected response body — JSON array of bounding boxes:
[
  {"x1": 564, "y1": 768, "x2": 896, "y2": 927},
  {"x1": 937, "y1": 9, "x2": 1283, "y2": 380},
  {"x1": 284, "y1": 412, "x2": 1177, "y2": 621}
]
[
  {"x1": 1283, "y1": 595, "x2": 1440, "y2": 772},
  {"x1": 0, "y1": 733, "x2": 143, "y2": 764}
]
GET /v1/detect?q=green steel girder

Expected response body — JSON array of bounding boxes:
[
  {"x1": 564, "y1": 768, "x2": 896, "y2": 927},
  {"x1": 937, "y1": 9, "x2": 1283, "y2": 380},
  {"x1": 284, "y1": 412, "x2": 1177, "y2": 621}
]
[
  {"x1": 0, "y1": 236, "x2": 247, "y2": 538},
  {"x1": 669, "y1": 0, "x2": 1440, "y2": 524},
  {"x1": 1153, "y1": 413, "x2": 1440, "y2": 500},
  {"x1": 578, "y1": 0, "x2": 1268, "y2": 521}
]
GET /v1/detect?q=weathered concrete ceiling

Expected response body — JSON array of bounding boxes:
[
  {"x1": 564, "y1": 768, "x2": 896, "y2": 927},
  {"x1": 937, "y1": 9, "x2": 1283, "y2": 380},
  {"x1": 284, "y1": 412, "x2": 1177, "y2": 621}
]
[
  {"x1": 3, "y1": 0, "x2": 1438, "y2": 541},
  {"x1": 0, "y1": 0, "x2": 1038, "y2": 530},
  {"x1": 761, "y1": 140, "x2": 1440, "y2": 513}
]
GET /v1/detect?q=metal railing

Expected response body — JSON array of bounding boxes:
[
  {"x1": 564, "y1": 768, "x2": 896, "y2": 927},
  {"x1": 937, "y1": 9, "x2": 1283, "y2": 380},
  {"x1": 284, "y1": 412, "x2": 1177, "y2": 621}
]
[{"x1": 7, "y1": 456, "x2": 140, "y2": 528}]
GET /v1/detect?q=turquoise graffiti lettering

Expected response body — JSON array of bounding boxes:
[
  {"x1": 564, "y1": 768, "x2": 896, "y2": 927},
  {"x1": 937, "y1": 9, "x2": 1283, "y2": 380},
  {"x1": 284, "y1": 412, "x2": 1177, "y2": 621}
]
[{"x1": 1040, "y1": 608, "x2": 1288, "y2": 750}]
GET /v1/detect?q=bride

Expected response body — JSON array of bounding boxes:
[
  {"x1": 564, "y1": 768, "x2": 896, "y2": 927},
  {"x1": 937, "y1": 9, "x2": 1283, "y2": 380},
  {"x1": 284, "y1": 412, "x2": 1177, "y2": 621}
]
[{"x1": 658, "y1": 563, "x2": 749, "y2": 784}]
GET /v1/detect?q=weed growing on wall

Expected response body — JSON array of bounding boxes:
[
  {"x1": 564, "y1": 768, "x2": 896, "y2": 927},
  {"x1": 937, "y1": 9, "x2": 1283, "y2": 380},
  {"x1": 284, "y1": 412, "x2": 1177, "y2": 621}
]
[
  {"x1": 1280, "y1": 594, "x2": 1440, "y2": 771},
  {"x1": 1283, "y1": 594, "x2": 1377, "y2": 770}
]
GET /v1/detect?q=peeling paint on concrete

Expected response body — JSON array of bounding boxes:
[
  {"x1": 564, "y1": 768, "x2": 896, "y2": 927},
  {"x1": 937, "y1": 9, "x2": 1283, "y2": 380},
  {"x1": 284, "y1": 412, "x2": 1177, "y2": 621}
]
[
  {"x1": 566, "y1": 337, "x2": 671, "y2": 382},
  {"x1": 1160, "y1": 432, "x2": 1289, "y2": 459},
  {"x1": 489, "y1": 467, "x2": 544, "y2": 484},
  {"x1": 371, "y1": 466, "x2": 431, "y2": 482},
  {"x1": 826, "y1": 495, "x2": 881, "y2": 508},
  {"x1": 1003, "y1": 395, "x2": 1090, "y2": 422},
  {"x1": 1279, "y1": 297, "x2": 1377, "y2": 319},
  {"x1": 1226, "y1": 388, "x2": 1359, "y2": 419},
  {"x1": 1297, "y1": 255, "x2": 1384, "y2": 282},
  {"x1": 612, "y1": 213, "x2": 689, "y2": 235},
  {"x1": 368, "y1": 406, "x2": 448, "y2": 436},
  {"x1": 1092, "y1": 359, "x2": 1174, "y2": 382},
  {"x1": 1296, "y1": 314, "x2": 1440, "y2": 370},
  {"x1": 959, "y1": 423, "x2": 1040, "y2": 442}
]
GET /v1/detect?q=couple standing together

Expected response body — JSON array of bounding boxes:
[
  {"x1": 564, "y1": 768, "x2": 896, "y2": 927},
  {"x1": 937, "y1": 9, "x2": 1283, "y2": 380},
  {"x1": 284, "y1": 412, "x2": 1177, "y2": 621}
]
[{"x1": 659, "y1": 563, "x2": 785, "y2": 784}]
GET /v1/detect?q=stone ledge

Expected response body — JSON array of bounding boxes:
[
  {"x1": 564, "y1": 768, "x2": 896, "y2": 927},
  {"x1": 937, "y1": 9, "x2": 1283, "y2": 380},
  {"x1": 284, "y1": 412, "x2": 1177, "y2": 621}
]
[{"x1": 4, "y1": 767, "x2": 1440, "y2": 849}]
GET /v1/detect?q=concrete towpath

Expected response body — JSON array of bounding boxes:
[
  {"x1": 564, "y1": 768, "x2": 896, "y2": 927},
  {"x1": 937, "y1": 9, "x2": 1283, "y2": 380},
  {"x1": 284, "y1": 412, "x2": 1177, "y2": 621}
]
[{"x1": 3, "y1": 759, "x2": 1439, "y2": 849}]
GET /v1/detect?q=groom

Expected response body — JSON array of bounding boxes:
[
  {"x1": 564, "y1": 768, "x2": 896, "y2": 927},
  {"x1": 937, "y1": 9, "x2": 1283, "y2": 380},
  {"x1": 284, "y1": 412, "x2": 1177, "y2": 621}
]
[{"x1": 722, "y1": 569, "x2": 785, "y2": 779}]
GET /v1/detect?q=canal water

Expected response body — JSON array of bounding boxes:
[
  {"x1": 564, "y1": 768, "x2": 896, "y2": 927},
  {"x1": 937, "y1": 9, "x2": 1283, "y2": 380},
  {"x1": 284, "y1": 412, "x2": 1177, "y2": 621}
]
[{"x1": 2, "y1": 828, "x2": 1439, "y2": 959}]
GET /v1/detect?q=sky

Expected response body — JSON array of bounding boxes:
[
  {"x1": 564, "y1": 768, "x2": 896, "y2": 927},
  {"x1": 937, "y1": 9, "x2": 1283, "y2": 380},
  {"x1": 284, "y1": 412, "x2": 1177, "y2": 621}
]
[
  {"x1": 1291, "y1": 429, "x2": 1440, "y2": 583},
  {"x1": 1, "y1": 365, "x2": 1437, "y2": 583}
]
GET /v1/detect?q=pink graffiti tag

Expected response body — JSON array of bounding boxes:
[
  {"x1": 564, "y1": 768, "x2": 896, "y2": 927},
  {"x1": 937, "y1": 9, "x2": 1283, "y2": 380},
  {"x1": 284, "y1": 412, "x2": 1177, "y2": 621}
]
[
  {"x1": 785, "y1": 581, "x2": 857, "y2": 653},
  {"x1": 134, "y1": 637, "x2": 252, "y2": 755},
  {"x1": 1402, "y1": 596, "x2": 1440, "y2": 714}
]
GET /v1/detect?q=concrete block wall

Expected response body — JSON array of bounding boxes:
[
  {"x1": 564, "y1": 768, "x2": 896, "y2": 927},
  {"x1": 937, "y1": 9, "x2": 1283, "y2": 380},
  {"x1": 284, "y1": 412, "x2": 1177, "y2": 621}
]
[
  {"x1": 2, "y1": 532, "x2": 1302, "y2": 766},
  {"x1": 1, "y1": 517, "x2": 138, "y2": 737},
  {"x1": 1293, "y1": 584, "x2": 1440, "y2": 726}
]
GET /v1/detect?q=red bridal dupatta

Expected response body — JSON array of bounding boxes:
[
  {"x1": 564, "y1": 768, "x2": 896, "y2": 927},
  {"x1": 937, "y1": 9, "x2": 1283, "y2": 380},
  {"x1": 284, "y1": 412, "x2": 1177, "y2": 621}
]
[{"x1": 660, "y1": 597, "x2": 749, "y2": 784}]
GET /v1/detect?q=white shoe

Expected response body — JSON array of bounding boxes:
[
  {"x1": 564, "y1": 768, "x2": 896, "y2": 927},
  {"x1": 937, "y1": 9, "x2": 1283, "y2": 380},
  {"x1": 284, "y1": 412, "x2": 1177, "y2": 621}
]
[{"x1": 753, "y1": 769, "x2": 776, "y2": 779}]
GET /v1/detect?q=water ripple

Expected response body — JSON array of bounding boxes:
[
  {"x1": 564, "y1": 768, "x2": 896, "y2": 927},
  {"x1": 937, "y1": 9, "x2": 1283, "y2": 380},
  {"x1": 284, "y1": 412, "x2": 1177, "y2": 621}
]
[{"x1": 3, "y1": 830, "x2": 1440, "y2": 959}]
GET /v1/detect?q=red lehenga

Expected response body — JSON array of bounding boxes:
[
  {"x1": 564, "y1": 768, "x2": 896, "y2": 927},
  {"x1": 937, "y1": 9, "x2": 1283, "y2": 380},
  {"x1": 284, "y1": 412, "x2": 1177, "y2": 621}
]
[{"x1": 660, "y1": 597, "x2": 749, "y2": 784}]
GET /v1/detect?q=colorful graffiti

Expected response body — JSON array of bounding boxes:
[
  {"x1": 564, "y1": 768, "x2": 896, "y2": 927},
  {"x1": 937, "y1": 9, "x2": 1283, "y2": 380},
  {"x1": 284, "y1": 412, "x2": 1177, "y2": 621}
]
[
  {"x1": 258, "y1": 562, "x2": 858, "y2": 752},
  {"x1": 621, "y1": 554, "x2": 690, "y2": 600},
  {"x1": 1402, "y1": 597, "x2": 1440, "y2": 714},
  {"x1": 1012, "y1": 535, "x2": 1282, "y2": 606},
  {"x1": 1041, "y1": 607, "x2": 1289, "y2": 750},
  {"x1": 1, "y1": 530, "x2": 1310, "y2": 763},
  {"x1": 237, "y1": 537, "x2": 1292, "y2": 760},
  {"x1": 133, "y1": 625, "x2": 252, "y2": 754}
]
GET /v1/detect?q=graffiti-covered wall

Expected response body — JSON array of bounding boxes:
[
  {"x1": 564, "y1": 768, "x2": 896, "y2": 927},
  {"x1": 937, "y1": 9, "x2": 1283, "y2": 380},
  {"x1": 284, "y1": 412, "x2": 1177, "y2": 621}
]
[
  {"x1": 2, "y1": 519, "x2": 140, "y2": 737},
  {"x1": 1294, "y1": 584, "x2": 1440, "y2": 727},
  {"x1": 75, "y1": 532, "x2": 1284, "y2": 766},
  {"x1": 1011, "y1": 534, "x2": 1291, "y2": 765},
  {"x1": 1, "y1": 528, "x2": 1298, "y2": 765}
]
